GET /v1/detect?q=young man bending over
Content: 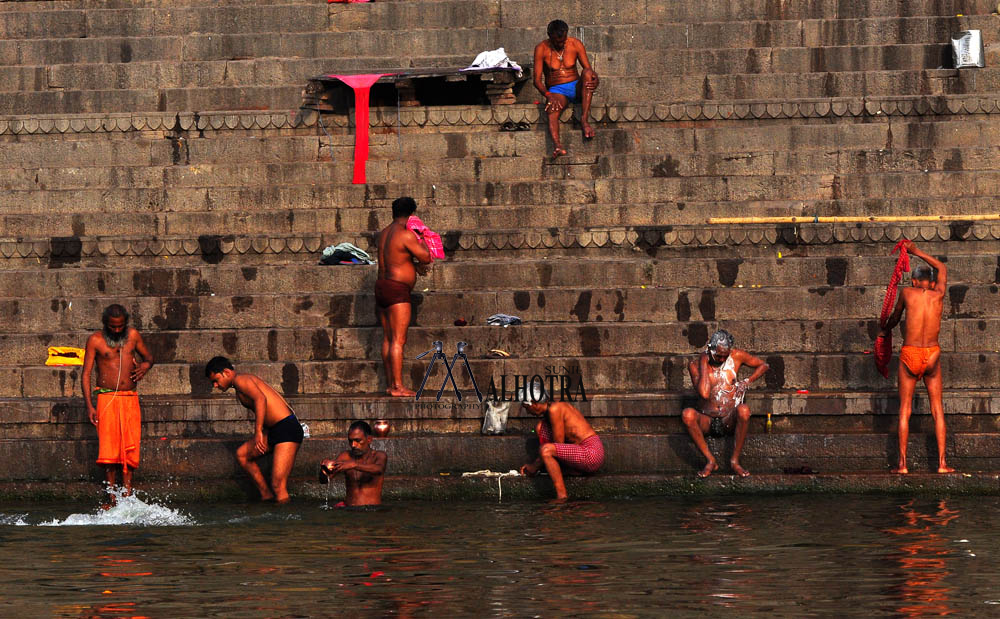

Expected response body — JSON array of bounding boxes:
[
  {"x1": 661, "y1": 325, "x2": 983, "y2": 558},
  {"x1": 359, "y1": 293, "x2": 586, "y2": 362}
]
[{"x1": 206, "y1": 356, "x2": 304, "y2": 502}]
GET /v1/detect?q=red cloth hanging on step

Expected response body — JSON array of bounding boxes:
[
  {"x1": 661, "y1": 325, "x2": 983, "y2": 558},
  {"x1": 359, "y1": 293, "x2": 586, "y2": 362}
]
[
  {"x1": 327, "y1": 73, "x2": 390, "y2": 184},
  {"x1": 875, "y1": 239, "x2": 910, "y2": 378}
]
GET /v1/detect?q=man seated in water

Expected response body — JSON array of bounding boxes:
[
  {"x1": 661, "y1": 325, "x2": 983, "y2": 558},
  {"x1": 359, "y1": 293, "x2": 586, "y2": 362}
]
[
  {"x1": 320, "y1": 421, "x2": 387, "y2": 506},
  {"x1": 520, "y1": 383, "x2": 604, "y2": 502},
  {"x1": 205, "y1": 356, "x2": 304, "y2": 503},
  {"x1": 682, "y1": 330, "x2": 769, "y2": 478}
]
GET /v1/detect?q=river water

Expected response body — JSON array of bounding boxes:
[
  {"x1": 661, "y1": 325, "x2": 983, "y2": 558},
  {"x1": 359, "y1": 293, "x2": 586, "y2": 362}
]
[{"x1": 1, "y1": 493, "x2": 998, "y2": 616}]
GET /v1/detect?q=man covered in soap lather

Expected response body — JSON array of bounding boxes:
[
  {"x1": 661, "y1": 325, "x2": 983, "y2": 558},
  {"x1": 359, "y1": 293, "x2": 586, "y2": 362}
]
[{"x1": 682, "y1": 330, "x2": 769, "y2": 478}]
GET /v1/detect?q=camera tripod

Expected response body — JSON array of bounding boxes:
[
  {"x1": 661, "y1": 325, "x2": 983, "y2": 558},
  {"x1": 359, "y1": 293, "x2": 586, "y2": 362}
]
[{"x1": 415, "y1": 341, "x2": 482, "y2": 402}]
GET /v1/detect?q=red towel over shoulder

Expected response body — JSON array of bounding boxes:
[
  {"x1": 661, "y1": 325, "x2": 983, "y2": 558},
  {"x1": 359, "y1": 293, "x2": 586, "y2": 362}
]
[{"x1": 875, "y1": 240, "x2": 910, "y2": 378}]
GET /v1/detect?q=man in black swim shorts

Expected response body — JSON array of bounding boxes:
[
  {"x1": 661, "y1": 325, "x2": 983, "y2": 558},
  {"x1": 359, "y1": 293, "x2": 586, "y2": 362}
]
[{"x1": 206, "y1": 356, "x2": 304, "y2": 503}]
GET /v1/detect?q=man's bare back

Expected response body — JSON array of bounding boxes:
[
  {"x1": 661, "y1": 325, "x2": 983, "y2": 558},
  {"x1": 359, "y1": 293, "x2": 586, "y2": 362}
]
[
  {"x1": 232, "y1": 374, "x2": 294, "y2": 428},
  {"x1": 545, "y1": 401, "x2": 598, "y2": 444},
  {"x1": 880, "y1": 240, "x2": 952, "y2": 475},
  {"x1": 897, "y1": 286, "x2": 944, "y2": 347}
]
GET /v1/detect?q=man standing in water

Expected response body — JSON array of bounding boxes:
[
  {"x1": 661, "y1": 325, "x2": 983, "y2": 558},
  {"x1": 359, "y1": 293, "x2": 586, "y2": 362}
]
[
  {"x1": 205, "y1": 356, "x2": 304, "y2": 502},
  {"x1": 533, "y1": 19, "x2": 599, "y2": 157},
  {"x1": 520, "y1": 383, "x2": 604, "y2": 502},
  {"x1": 681, "y1": 330, "x2": 769, "y2": 478},
  {"x1": 82, "y1": 304, "x2": 154, "y2": 502},
  {"x1": 880, "y1": 240, "x2": 954, "y2": 474},
  {"x1": 376, "y1": 197, "x2": 432, "y2": 397},
  {"x1": 319, "y1": 421, "x2": 387, "y2": 506}
]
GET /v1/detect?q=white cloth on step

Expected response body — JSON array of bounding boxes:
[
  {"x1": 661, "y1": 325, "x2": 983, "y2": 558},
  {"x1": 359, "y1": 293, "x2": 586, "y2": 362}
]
[{"x1": 462, "y1": 48, "x2": 522, "y2": 72}]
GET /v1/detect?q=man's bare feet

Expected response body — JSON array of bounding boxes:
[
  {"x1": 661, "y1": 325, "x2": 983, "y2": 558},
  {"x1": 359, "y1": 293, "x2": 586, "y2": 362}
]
[
  {"x1": 582, "y1": 123, "x2": 595, "y2": 139},
  {"x1": 387, "y1": 387, "x2": 416, "y2": 397},
  {"x1": 893, "y1": 466, "x2": 909, "y2": 474},
  {"x1": 938, "y1": 466, "x2": 956, "y2": 474},
  {"x1": 549, "y1": 496, "x2": 569, "y2": 504},
  {"x1": 731, "y1": 462, "x2": 751, "y2": 478},
  {"x1": 553, "y1": 147, "x2": 567, "y2": 158},
  {"x1": 697, "y1": 461, "x2": 718, "y2": 478},
  {"x1": 260, "y1": 493, "x2": 276, "y2": 502}
]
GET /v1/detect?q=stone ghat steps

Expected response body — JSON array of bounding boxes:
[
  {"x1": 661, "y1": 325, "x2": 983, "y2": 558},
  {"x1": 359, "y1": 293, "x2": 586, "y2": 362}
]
[
  {"x1": 4, "y1": 430, "x2": 1000, "y2": 480},
  {"x1": 4, "y1": 285, "x2": 998, "y2": 332},
  {"x1": 2, "y1": 6, "x2": 997, "y2": 46},
  {"x1": 4, "y1": 318, "x2": 998, "y2": 369},
  {"x1": 15, "y1": 145, "x2": 1000, "y2": 192},
  {"x1": 3, "y1": 232, "x2": 999, "y2": 268},
  {"x1": 5, "y1": 180, "x2": 1000, "y2": 242},
  {"x1": 6, "y1": 111, "x2": 1000, "y2": 166},
  {"x1": 0, "y1": 0, "x2": 992, "y2": 20},
  {"x1": 8, "y1": 68, "x2": 1000, "y2": 114},
  {"x1": 1, "y1": 44, "x2": 985, "y2": 95},
  {"x1": 4, "y1": 390, "x2": 997, "y2": 436},
  {"x1": 11, "y1": 198, "x2": 1000, "y2": 239},
  {"x1": 0, "y1": 252, "x2": 997, "y2": 293},
  {"x1": 9, "y1": 170, "x2": 1000, "y2": 214},
  {"x1": 0, "y1": 3, "x2": 330, "y2": 40},
  {"x1": 10, "y1": 351, "x2": 999, "y2": 398}
]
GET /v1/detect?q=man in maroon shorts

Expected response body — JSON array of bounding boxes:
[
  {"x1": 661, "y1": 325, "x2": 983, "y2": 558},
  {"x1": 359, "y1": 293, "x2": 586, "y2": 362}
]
[
  {"x1": 375, "y1": 197, "x2": 432, "y2": 396},
  {"x1": 519, "y1": 383, "x2": 604, "y2": 501}
]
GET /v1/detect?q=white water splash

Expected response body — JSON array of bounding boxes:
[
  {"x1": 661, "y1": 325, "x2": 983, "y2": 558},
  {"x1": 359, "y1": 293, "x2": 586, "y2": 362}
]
[
  {"x1": 0, "y1": 514, "x2": 29, "y2": 526},
  {"x1": 38, "y1": 491, "x2": 194, "y2": 527}
]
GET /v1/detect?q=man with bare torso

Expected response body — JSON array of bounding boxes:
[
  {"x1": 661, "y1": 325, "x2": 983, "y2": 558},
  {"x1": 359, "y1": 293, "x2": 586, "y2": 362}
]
[
  {"x1": 879, "y1": 240, "x2": 954, "y2": 474},
  {"x1": 681, "y1": 330, "x2": 769, "y2": 478},
  {"x1": 319, "y1": 420, "x2": 387, "y2": 506},
  {"x1": 205, "y1": 356, "x2": 304, "y2": 502},
  {"x1": 533, "y1": 19, "x2": 599, "y2": 158},
  {"x1": 520, "y1": 383, "x2": 604, "y2": 502},
  {"x1": 375, "y1": 196, "x2": 432, "y2": 397},
  {"x1": 82, "y1": 304, "x2": 154, "y2": 501}
]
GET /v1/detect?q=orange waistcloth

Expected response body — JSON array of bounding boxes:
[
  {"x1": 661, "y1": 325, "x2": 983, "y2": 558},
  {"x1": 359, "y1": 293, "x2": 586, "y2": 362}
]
[
  {"x1": 899, "y1": 345, "x2": 940, "y2": 379},
  {"x1": 96, "y1": 391, "x2": 141, "y2": 470}
]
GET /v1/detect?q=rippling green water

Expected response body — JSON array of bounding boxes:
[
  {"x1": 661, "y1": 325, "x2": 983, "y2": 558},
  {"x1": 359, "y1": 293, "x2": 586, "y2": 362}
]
[{"x1": 2, "y1": 494, "x2": 998, "y2": 616}]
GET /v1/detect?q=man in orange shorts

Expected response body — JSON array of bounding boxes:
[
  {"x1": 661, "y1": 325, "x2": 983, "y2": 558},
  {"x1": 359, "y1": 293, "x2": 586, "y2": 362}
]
[
  {"x1": 880, "y1": 240, "x2": 954, "y2": 474},
  {"x1": 82, "y1": 304, "x2": 155, "y2": 503}
]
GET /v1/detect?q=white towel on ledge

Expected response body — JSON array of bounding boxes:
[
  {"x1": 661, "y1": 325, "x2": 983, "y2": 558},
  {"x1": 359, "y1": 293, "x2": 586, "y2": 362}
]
[{"x1": 462, "y1": 47, "x2": 522, "y2": 72}]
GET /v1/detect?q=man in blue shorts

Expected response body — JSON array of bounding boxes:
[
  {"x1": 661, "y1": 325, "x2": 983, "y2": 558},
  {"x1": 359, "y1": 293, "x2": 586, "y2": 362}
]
[{"x1": 533, "y1": 19, "x2": 599, "y2": 157}]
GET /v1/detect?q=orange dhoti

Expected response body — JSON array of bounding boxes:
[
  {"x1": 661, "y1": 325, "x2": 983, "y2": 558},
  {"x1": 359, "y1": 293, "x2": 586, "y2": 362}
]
[
  {"x1": 899, "y1": 345, "x2": 940, "y2": 380},
  {"x1": 96, "y1": 390, "x2": 141, "y2": 470}
]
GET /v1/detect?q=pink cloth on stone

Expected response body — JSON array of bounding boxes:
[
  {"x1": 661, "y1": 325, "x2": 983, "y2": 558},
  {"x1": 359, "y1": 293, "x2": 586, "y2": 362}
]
[
  {"x1": 327, "y1": 73, "x2": 390, "y2": 184},
  {"x1": 406, "y1": 215, "x2": 445, "y2": 261}
]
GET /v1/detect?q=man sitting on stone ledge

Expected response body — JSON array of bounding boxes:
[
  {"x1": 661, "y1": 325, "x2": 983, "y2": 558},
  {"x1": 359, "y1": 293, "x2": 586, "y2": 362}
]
[
  {"x1": 319, "y1": 420, "x2": 387, "y2": 506},
  {"x1": 533, "y1": 19, "x2": 599, "y2": 158},
  {"x1": 682, "y1": 330, "x2": 769, "y2": 478},
  {"x1": 520, "y1": 383, "x2": 604, "y2": 502}
]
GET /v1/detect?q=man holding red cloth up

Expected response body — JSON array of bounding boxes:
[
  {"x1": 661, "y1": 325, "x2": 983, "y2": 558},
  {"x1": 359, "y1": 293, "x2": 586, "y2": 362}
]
[{"x1": 879, "y1": 240, "x2": 954, "y2": 474}]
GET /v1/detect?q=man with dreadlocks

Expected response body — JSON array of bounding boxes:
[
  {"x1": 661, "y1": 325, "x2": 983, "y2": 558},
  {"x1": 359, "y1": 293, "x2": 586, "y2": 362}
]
[
  {"x1": 82, "y1": 304, "x2": 154, "y2": 503},
  {"x1": 681, "y1": 330, "x2": 769, "y2": 478}
]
